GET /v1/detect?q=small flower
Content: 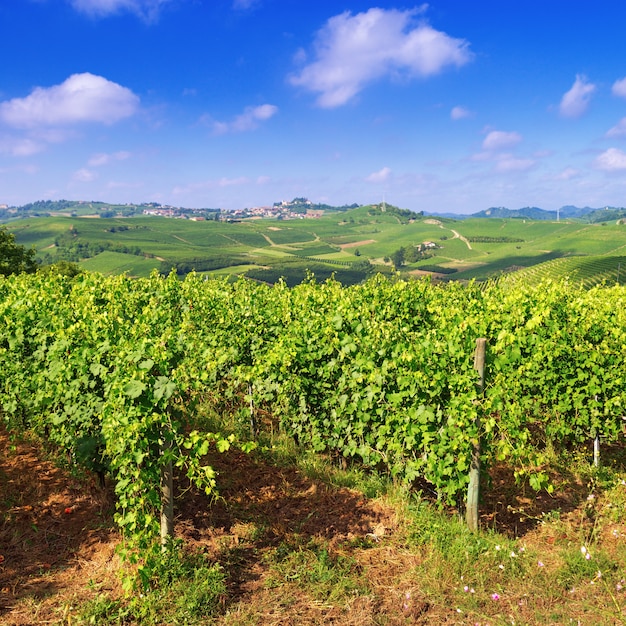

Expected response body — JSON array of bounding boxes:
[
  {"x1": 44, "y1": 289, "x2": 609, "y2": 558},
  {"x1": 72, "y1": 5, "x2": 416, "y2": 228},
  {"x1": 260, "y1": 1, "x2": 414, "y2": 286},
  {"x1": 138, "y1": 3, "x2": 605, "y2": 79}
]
[
  {"x1": 616, "y1": 581, "x2": 623, "y2": 591},
  {"x1": 510, "y1": 551, "x2": 517, "y2": 558},
  {"x1": 585, "y1": 553, "x2": 591, "y2": 560},
  {"x1": 581, "y1": 546, "x2": 591, "y2": 559},
  {"x1": 402, "y1": 591, "x2": 411, "y2": 611},
  {"x1": 491, "y1": 592, "x2": 500, "y2": 601},
  {"x1": 612, "y1": 529, "x2": 620, "y2": 537},
  {"x1": 587, "y1": 494, "x2": 595, "y2": 501},
  {"x1": 495, "y1": 545, "x2": 501, "y2": 551},
  {"x1": 499, "y1": 564, "x2": 505, "y2": 570},
  {"x1": 464, "y1": 585, "x2": 470, "y2": 592},
  {"x1": 537, "y1": 560, "x2": 544, "y2": 568}
]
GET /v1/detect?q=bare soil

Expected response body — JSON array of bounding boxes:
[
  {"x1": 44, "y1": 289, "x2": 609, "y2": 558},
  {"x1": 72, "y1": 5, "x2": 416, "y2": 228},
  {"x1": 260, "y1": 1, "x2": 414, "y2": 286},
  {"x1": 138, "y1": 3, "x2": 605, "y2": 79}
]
[
  {"x1": 338, "y1": 240, "x2": 376, "y2": 250},
  {"x1": 1, "y1": 427, "x2": 624, "y2": 625}
]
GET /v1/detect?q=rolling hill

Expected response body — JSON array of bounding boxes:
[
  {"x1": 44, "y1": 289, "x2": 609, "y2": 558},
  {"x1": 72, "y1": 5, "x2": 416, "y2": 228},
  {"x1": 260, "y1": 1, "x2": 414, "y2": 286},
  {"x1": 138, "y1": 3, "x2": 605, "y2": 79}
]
[{"x1": 6, "y1": 202, "x2": 626, "y2": 286}]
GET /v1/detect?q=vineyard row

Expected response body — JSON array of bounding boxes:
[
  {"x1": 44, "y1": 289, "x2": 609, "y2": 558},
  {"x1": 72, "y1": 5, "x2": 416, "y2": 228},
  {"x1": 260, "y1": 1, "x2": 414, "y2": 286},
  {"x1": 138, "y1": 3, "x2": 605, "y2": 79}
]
[{"x1": 1, "y1": 271, "x2": 624, "y2": 563}]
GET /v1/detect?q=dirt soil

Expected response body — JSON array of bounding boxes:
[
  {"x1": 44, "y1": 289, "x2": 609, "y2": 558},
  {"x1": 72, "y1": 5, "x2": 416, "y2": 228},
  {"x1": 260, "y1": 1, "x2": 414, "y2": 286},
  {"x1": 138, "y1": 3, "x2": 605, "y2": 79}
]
[
  {"x1": 0, "y1": 426, "x2": 618, "y2": 625},
  {"x1": 0, "y1": 428, "x2": 121, "y2": 625},
  {"x1": 338, "y1": 240, "x2": 376, "y2": 250}
]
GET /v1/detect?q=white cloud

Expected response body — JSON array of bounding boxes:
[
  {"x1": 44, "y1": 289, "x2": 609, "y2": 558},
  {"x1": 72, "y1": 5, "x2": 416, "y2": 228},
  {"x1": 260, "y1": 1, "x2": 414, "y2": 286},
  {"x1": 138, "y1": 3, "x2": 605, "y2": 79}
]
[
  {"x1": 70, "y1": 0, "x2": 171, "y2": 21},
  {"x1": 472, "y1": 130, "x2": 534, "y2": 173},
  {"x1": 555, "y1": 167, "x2": 581, "y2": 180},
  {"x1": 365, "y1": 166, "x2": 392, "y2": 183},
  {"x1": 218, "y1": 176, "x2": 249, "y2": 187},
  {"x1": 0, "y1": 136, "x2": 46, "y2": 157},
  {"x1": 594, "y1": 147, "x2": 626, "y2": 171},
  {"x1": 72, "y1": 168, "x2": 97, "y2": 182},
  {"x1": 173, "y1": 177, "x2": 253, "y2": 195},
  {"x1": 0, "y1": 73, "x2": 139, "y2": 129},
  {"x1": 482, "y1": 130, "x2": 522, "y2": 151},
  {"x1": 289, "y1": 7, "x2": 472, "y2": 108},
  {"x1": 107, "y1": 180, "x2": 143, "y2": 190},
  {"x1": 606, "y1": 117, "x2": 626, "y2": 138},
  {"x1": 612, "y1": 77, "x2": 626, "y2": 98},
  {"x1": 494, "y1": 154, "x2": 534, "y2": 173},
  {"x1": 451, "y1": 105, "x2": 471, "y2": 120},
  {"x1": 559, "y1": 74, "x2": 596, "y2": 118},
  {"x1": 88, "y1": 150, "x2": 131, "y2": 167},
  {"x1": 208, "y1": 104, "x2": 278, "y2": 134}
]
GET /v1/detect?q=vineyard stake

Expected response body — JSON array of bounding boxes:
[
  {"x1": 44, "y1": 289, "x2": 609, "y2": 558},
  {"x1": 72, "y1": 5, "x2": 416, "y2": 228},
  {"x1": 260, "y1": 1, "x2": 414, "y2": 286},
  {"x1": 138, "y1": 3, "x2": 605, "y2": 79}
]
[
  {"x1": 248, "y1": 383, "x2": 256, "y2": 438},
  {"x1": 593, "y1": 396, "x2": 600, "y2": 468},
  {"x1": 160, "y1": 441, "x2": 174, "y2": 550},
  {"x1": 466, "y1": 337, "x2": 487, "y2": 532},
  {"x1": 593, "y1": 433, "x2": 600, "y2": 468}
]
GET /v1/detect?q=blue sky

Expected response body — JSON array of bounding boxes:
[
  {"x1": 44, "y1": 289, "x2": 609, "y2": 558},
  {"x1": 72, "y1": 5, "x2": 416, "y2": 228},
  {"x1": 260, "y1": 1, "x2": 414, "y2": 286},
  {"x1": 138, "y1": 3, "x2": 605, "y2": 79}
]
[{"x1": 3, "y1": 1, "x2": 626, "y2": 214}]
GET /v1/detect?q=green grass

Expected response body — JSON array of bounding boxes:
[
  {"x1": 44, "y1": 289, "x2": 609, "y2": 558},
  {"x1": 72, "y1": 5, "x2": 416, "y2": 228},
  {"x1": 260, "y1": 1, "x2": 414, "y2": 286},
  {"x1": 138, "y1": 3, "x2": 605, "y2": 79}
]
[
  {"x1": 261, "y1": 227, "x2": 317, "y2": 245},
  {"x1": 264, "y1": 540, "x2": 369, "y2": 602},
  {"x1": 79, "y1": 251, "x2": 161, "y2": 277},
  {"x1": 288, "y1": 243, "x2": 341, "y2": 257},
  {"x1": 79, "y1": 550, "x2": 227, "y2": 625}
]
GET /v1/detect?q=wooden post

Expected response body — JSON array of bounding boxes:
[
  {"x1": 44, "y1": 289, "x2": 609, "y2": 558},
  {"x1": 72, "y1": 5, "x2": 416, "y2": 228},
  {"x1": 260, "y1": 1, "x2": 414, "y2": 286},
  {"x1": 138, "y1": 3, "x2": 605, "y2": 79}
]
[
  {"x1": 466, "y1": 338, "x2": 486, "y2": 532},
  {"x1": 248, "y1": 383, "x2": 256, "y2": 439},
  {"x1": 160, "y1": 443, "x2": 174, "y2": 550},
  {"x1": 593, "y1": 433, "x2": 600, "y2": 468},
  {"x1": 592, "y1": 396, "x2": 600, "y2": 468}
]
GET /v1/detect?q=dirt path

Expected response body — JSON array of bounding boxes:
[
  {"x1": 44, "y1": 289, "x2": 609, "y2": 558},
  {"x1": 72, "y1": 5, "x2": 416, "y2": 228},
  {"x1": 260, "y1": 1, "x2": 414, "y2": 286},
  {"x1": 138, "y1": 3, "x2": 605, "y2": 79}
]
[
  {"x1": 260, "y1": 233, "x2": 275, "y2": 246},
  {"x1": 449, "y1": 228, "x2": 472, "y2": 250},
  {"x1": 424, "y1": 219, "x2": 472, "y2": 250}
]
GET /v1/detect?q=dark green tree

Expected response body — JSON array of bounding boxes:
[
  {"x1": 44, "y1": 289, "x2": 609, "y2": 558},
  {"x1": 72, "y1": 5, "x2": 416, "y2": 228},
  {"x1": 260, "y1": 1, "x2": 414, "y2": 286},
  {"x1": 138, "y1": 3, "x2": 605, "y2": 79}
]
[
  {"x1": 352, "y1": 259, "x2": 374, "y2": 274},
  {"x1": 38, "y1": 260, "x2": 83, "y2": 277},
  {"x1": 390, "y1": 247, "x2": 406, "y2": 269},
  {"x1": 0, "y1": 227, "x2": 38, "y2": 276}
]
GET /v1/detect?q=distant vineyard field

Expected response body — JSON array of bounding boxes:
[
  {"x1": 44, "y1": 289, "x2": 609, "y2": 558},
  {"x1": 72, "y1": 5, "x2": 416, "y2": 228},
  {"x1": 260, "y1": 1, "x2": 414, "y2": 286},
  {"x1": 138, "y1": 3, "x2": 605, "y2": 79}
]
[
  {"x1": 496, "y1": 255, "x2": 626, "y2": 288},
  {"x1": 8, "y1": 208, "x2": 626, "y2": 284}
]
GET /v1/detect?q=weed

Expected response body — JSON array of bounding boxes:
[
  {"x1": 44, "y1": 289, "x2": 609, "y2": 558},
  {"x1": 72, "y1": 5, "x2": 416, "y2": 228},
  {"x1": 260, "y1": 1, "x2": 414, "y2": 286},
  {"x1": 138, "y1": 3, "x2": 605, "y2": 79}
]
[
  {"x1": 79, "y1": 548, "x2": 226, "y2": 625},
  {"x1": 265, "y1": 539, "x2": 369, "y2": 602}
]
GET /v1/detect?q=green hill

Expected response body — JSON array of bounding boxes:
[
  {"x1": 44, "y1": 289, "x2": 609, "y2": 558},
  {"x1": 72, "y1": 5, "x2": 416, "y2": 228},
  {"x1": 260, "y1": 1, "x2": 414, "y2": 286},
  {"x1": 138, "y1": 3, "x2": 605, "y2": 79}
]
[{"x1": 7, "y1": 206, "x2": 626, "y2": 286}]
